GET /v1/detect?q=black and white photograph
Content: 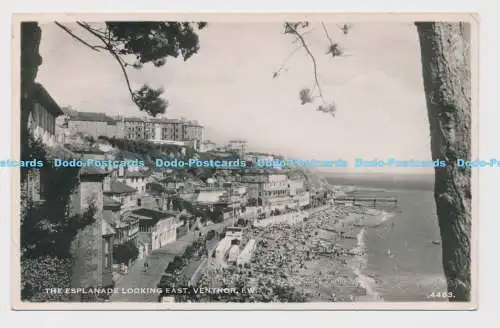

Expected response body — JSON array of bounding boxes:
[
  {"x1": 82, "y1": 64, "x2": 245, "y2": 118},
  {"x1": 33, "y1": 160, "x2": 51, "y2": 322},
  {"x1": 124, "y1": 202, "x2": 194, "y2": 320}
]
[{"x1": 13, "y1": 13, "x2": 477, "y2": 310}]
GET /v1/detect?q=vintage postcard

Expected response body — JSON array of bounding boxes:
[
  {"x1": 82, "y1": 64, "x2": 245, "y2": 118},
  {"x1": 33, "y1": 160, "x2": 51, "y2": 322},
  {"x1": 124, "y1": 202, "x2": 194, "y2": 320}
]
[{"x1": 11, "y1": 12, "x2": 478, "y2": 310}]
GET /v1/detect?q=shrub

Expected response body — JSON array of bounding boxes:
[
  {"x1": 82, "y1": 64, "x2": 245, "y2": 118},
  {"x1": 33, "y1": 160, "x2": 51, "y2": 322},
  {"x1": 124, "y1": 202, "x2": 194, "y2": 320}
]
[
  {"x1": 21, "y1": 256, "x2": 72, "y2": 302},
  {"x1": 183, "y1": 245, "x2": 195, "y2": 259},
  {"x1": 113, "y1": 240, "x2": 139, "y2": 265},
  {"x1": 206, "y1": 230, "x2": 216, "y2": 241}
]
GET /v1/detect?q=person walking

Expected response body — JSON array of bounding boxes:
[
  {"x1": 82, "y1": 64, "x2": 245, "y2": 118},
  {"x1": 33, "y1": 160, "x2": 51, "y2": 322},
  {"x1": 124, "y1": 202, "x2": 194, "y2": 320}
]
[{"x1": 144, "y1": 260, "x2": 149, "y2": 272}]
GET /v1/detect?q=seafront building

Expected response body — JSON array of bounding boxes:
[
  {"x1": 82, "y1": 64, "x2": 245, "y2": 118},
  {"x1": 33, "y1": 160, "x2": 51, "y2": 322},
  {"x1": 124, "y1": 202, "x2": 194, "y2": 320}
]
[{"x1": 237, "y1": 170, "x2": 291, "y2": 211}]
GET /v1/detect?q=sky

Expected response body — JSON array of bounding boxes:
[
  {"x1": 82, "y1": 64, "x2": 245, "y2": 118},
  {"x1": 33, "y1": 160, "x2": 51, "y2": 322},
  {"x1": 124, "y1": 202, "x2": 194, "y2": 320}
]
[{"x1": 36, "y1": 21, "x2": 432, "y2": 174}]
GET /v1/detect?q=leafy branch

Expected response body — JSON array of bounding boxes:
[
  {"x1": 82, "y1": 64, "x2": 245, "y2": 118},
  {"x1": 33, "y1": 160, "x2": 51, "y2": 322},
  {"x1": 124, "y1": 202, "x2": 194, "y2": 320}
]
[
  {"x1": 284, "y1": 22, "x2": 326, "y2": 105},
  {"x1": 275, "y1": 22, "x2": 352, "y2": 117},
  {"x1": 76, "y1": 21, "x2": 137, "y2": 102},
  {"x1": 54, "y1": 21, "x2": 207, "y2": 117}
]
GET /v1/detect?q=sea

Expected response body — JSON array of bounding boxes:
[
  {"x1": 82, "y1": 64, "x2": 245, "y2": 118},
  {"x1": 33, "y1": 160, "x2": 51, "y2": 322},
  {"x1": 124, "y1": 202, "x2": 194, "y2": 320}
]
[{"x1": 325, "y1": 174, "x2": 448, "y2": 302}]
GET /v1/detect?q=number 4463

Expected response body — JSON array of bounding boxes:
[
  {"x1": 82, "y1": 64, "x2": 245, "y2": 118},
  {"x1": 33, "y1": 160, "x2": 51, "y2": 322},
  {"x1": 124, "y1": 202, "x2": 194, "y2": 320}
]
[{"x1": 427, "y1": 292, "x2": 454, "y2": 299}]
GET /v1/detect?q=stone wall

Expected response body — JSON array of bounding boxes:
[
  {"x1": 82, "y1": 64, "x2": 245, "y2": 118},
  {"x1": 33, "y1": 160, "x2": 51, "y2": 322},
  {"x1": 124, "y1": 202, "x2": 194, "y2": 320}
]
[{"x1": 69, "y1": 179, "x2": 104, "y2": 300}]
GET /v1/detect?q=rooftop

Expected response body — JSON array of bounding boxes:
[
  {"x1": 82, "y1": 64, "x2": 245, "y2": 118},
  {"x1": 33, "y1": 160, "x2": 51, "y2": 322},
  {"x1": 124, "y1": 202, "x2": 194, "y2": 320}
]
[
  {"x1": 102, "y1": 219, "x2": 116, "y2": 236},
  {"x1": 45, "y1": 144, "x2": 77, "y2": 160},
  {"x1": 196, "y1": 191, "x2": 223, "y2": 204},
  {"x1": 69, "y1": 111, "x2": 116, "y2": 123},
  {"x1": 104, "y1": 179, "x2": 137, "y2": 194},
  {"x1": 30, "y1": 83, "x2": 64, "y2": 117},
  {"x1": 120, "y1": 170, "x2": 150, "y2": 179},
  {"x1": 146, "y1": 182, "x2": 166, "y2": 194},
  {"x1": 130, "y1": 208, "x2": 177, "y2": 222},
  {"x1": 103, "y1": 196, "x2": 121, "y2": 208},
  {"x1": 80, "y1": 167, "x2": 109, "y2": 178},
  {"x1": 114, "y1": 151, "x2": 145, "y2": 162}
]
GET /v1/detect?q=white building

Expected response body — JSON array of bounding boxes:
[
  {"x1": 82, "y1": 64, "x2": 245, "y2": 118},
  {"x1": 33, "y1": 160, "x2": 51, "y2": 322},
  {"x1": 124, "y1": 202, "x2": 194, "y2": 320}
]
[
  {"x1": 215, "y1": 237, "x2": 233, "y2": 266},
  {"x1": 225, "y1": 227, "x2": 243, "y2": 241},
  {"x1": 200, "y1": 140, "x2": 217, "y2": 153},
  {"x1": 237, "y1": 239, "x2": 256, "y2": 266},
  {"x1": 227, "y1": 245, "x2": 240, "y2": 263},
  {"x1": 298, "y1": 192, "x2": 310, "y2": 207},
  {"x1": 115, "y1": 166, "x2": 149, "y2": 194},
  {"x1": 289, "y1": 179, "x2": 310, "y2": 208},
  {"x1": 252, "y1": 212, "x2": 306, "y2": 228},
  {"x1": 151, "y1": 217, "x2": 177, "y2": 250},
  {"x1": 226, "y1": 140, "x2": 248, "y2": 155}
]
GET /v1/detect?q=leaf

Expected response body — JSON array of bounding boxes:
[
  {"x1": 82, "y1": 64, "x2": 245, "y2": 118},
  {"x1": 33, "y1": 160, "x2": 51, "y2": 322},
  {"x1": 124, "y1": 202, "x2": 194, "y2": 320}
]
[
  {"x1": 326, "y1": 43, "x2": 343, "y2": 57},
  {"x1": 339, "y1": 24, "x2": 351, "y2": 35},
  {"x1": 299, "y1": 88, "x2": 313, "y2": 105},
  {"x1": 316, "y1": 102, "x2": 337, "y2": 117},
  {"x1": 132, "y1": 84, "x2": 168, "y2": 117},
  {"x1": 284, "y1": 21, "x2": 309, "y2": 34}
]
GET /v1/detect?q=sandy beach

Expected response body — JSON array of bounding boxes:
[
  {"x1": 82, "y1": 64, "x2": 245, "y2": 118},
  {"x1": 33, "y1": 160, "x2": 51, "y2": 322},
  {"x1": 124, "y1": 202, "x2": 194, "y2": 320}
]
[{"x1": 189, "y1": 204, "x2": 392, "y2": 302}]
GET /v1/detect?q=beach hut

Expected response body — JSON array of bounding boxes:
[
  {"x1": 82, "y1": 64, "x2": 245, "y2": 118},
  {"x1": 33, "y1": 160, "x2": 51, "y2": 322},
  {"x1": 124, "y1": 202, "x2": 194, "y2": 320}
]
[
  {"x1": 237, "y1": 239, "x2": 257, "y2": 266},
  {"x1": 227, "y1": 245, "x2": 240, "y2": 263},
  {"x1": 215, "y1": 237, "x2": 233, "y2": 265}
]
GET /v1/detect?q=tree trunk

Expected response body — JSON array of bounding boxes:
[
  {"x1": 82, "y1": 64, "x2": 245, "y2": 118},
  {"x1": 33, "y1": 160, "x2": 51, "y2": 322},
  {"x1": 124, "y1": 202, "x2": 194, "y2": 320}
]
[
  {"x1": 415, "y1": 22, "x2": 472, "y2": 301},
  {"x1": 20, "y1": 22, "x2": 43, "y2": 144}
]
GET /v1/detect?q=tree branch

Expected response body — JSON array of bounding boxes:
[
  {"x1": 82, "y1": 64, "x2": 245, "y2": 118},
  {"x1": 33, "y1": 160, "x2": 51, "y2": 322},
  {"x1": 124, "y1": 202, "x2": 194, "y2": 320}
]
[
  {"x1": 75, "y1": 21, "x2": 135, "y2": 102},
  {"x1": 54, "y1": 22, "x2": 107, "y2": 52},
  {"x1": 274, "y1": 45, "x2": 302, "y2": 78},
  {"x1": 285, "y1": 23, "x2": 326, "y2": 104},
  {"x1": 291, "y1": 28, "x2": 316, "y2": 44},
  {"x1": 321, "y1": 22, "x2": 335, "y2": 46}
]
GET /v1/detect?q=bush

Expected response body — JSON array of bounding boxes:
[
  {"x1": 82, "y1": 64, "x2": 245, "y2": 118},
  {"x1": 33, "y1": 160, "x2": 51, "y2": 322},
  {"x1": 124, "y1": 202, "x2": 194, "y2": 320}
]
[
  {"x1": 206, "y1": 230, "x2": 216, "y2": 241},
  {"x1": 20, "y1": 135, "x2": 94, "y2": 259},
  {"x1": 113, "y1": 240, "x2": 139, "y2": 265},
  {"x1": 21, "y1": 256, "x2": 72, "y2": 301},
  {"x1": 165, "y1": 255, "x2": 184, "y2": 273},
  {"x1": 183, "y1": 245, "x2": 195, "y2": 259},
  {"x1": 210, "y1": 208, "x2": 224, "y2": 223}
]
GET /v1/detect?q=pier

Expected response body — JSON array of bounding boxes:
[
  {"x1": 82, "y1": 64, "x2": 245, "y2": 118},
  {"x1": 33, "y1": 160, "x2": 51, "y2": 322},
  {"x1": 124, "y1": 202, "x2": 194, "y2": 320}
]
[{"x1": 333, "y1": 196, "x2": 398, "y2": 208}]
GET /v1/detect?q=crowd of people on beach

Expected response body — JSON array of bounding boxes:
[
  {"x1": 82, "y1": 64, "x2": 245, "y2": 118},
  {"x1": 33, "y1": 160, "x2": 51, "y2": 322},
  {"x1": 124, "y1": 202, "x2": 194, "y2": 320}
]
[{"x1": 174, "y1": 205, "x2": 376, "y2": 303}]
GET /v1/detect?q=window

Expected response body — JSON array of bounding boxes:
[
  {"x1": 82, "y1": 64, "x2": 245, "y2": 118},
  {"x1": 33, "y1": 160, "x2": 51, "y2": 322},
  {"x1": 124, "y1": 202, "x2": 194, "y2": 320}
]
[
  {"x1": 104, "y1": 239, "x2": 110, "y2": 268},
  {"x1": 137, "y1": 199, "x2": 142, "y2": 207}
]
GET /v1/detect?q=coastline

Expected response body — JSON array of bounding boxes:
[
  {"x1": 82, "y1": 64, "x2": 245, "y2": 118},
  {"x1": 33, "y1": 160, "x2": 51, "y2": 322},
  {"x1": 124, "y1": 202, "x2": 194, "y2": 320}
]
[
  {"x1": 301, "y1": 205, "x2": 393, "y2": 302},
  {"x1": 190, "y1": 203, "x2": 394, "y2": 303}
]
